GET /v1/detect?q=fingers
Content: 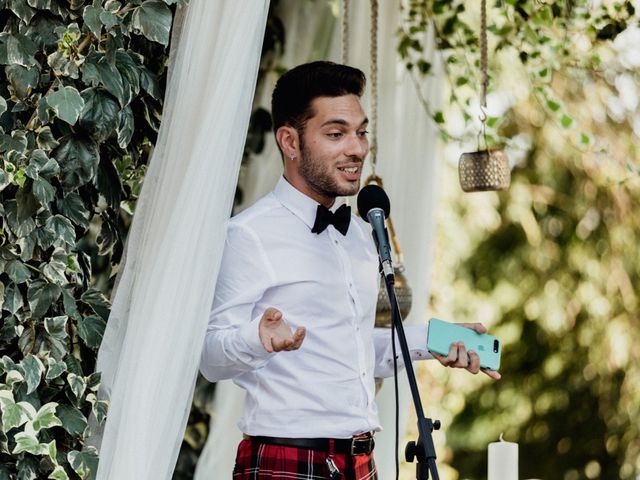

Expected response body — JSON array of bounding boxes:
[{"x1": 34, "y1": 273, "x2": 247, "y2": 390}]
[
  {"x1": 262, "y1": 307, "x2": 282, "y2": 323},
  {"x1": 270, "y1": 328, "x2": 305, "y2": 352},
  {"x1": 270, "y1": 336, "x2": 294, "y2": 352},
  {"x1": 434, "y1": 342, "x2": 469, "y2": 368},
  {"x1": 290, "y1": 327, "x2": 306, "y2": 349},
  {"x1": 459, "y1": 322, "x2": 487, "y2": 334},
  {"x1": 434, "y1": 343, "x2": 501, "y2": 380},
  {"x1": 261, "y1": 336, "x2": 274, "y2": 353},
  {"x1": 466, "y1": 350, "x2": 481, "y2": 374},
  {"x1": 264, "y1": 327, "x2": 306, "y2": 353},
  {"x1": 482, "y1": 368, "x2": 502, "y2": 380}
]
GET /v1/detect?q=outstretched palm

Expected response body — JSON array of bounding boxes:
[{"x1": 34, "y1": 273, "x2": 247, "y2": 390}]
[{"x1": 259, "y1": 307, "x2": 306, "y2": 353}]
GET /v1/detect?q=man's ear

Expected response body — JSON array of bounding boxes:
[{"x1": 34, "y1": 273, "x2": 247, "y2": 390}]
[{"x1": 275, "y1": 126, "x2": 300, "y2": 161}]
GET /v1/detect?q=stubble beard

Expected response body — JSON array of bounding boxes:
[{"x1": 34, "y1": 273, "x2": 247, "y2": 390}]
[{"x1": 299, "y1": 140, "x2": 361, "y2": 200}]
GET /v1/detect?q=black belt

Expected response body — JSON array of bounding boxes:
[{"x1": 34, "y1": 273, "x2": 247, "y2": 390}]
[{"x1": 249, "y1": 434, "x2": 375, "y2": 455}]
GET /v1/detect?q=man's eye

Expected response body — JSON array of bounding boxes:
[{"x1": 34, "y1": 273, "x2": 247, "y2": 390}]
[
  {"x1": 358, "y1": 130, "x2": 369, "y2": 137},
  {"x1": 327, "y1": 132, "x2": 343, "y2": 138}
]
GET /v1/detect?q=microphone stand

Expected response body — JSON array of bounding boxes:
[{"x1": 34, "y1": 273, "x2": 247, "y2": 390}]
[{"x1": 382, "y1": 271, "x2": 440, "y2": 480}]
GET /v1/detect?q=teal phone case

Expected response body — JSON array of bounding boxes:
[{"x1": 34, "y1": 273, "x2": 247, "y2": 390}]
[{"x1": 426, "y1": 318, "x2": 501, "y2": 371}]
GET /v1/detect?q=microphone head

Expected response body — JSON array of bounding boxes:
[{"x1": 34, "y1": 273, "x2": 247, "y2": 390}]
[{"x1": 357, "y1": 184, "x2": 390, "y2": 222}]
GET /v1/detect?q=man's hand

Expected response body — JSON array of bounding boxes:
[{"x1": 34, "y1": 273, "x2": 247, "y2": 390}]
[
  {"x1": 259, "y1": 307, "x2": 306, "y2": 353},
  {"x1": 430, "y1": 322, "x2": 501, "y2": 380}
]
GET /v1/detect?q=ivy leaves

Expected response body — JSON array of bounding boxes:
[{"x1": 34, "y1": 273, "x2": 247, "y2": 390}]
[
  {"x1": 131, "y1": 1, "x2": 173, "y2": 46},
  {"x1": 0, "y1": 1, "x2": 182, "y2": 479},
  {"x1": 398, "y1": 0, "x2": 633, "y2": 149},
  {"x1": 47, "y1": 86, "x2": 85, "y2": 125}
]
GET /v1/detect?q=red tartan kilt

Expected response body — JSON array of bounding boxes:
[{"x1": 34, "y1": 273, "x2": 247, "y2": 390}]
[{"x1": 233, "y1": 438, "x2": 378, "y2": 480}]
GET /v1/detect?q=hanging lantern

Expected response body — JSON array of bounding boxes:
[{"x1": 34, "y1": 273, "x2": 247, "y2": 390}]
[
  {"x1": 459, "y1": 149, "x2": 510, "y2": 192},
  {"x1": 458, "y1": 0, "x2": 511, "y2": 193}
]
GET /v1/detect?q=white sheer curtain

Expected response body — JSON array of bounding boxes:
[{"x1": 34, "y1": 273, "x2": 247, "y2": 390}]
[
  {"x1": 194, "y1": 4, "x2": 339, "y2": 477},
  {"x1": 196, "y1": 1, "x2": 444, "y2": 479},
  {"x1": 93, "y1": 1, "x2": 269, "y2": 479}
]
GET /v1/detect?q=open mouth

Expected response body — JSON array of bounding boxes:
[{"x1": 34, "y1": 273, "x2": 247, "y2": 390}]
[{"x1": 338, "y1": 166, "x2": 359, "y2": 174}]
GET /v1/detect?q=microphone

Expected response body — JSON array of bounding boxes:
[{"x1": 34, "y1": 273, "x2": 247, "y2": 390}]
[{"x1": 357, "y1": 184, "x2": 394, "y2": 283}]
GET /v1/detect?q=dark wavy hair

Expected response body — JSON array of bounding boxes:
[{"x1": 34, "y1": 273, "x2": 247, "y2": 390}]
[{"x1": 271, "y1": 61, "x2": 366, "y2": 134}]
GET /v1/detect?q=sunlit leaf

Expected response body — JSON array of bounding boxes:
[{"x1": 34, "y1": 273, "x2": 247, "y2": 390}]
[
  {"x1": 12, "y1": 431, "x2": 48, "y2": 455},
  {"x1": 67, "y1": 448, "x2": 98, "y2": 479},
  {"x1": 131, "y1": 1, "x2": 173, "y2": 46},
  {"x1": 20, "y1": 354, "x2": 44, "y2": 394},
  {"x1": 32, "y1": 402, "x2": 62, "y2": 432},
  {"x1": 46, "y1": 86, "x2": 85, "y2": 126},
  {"x1": 48, "y1": 465, "x2": 69, "y2": 480}
]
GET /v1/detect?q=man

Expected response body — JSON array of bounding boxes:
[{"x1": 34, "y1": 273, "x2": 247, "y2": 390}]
[{"x1": 200, "y1": 61, "x2": 499, "y2": 480}]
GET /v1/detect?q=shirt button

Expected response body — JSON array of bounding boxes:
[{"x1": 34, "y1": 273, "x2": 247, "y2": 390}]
[{"x1": 334, "y1": 239, "x2": 339, "y2": 245}]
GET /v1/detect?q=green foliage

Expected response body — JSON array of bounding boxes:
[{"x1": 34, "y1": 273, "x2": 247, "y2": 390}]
[
  {"x1": 0, "y1": 1, "x2": 185, "y2": 478},
  {"x1": 436, "y1": 126, "x2": 640, "y2": 479},
  {"x1": 399, "y1": 0, "x2": 639, "y2": 149},
  {"x1": 416, "y1": 1, "x2": 640, "y2": 478}
]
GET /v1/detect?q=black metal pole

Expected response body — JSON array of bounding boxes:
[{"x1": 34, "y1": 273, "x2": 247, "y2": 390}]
[{"x1": 383, "y1": 273, "x2": 440, "y2": 480}]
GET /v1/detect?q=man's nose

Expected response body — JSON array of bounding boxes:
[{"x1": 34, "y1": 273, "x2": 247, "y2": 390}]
[{"x1": 345, "y1": 132, "x2": 368, "y2": 159}]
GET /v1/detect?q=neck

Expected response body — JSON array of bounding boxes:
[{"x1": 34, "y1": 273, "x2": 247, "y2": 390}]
[{"x1": 282, "y1": 174, "x2": 336, "y2": 208}]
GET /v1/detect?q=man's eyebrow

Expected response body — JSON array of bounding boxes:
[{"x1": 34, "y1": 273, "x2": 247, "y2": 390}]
[{"x1": 320, "y1": 117, "x2": 369, "y2": 128}]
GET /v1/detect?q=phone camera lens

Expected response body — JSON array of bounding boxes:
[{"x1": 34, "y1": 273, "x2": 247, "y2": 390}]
[{"x1": 493, "y1": 340, "x2": 499, "y2": 353}]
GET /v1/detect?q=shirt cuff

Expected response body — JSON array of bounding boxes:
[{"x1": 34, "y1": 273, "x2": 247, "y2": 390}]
[
  {"x1": 406, "y1": 324, "x2": 433, "y2": 360},
  {"x1": 238, "y1": 314, "x2": 273, "y2": 360}
]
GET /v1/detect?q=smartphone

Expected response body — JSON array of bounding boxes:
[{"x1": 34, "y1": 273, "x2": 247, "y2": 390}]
[{"x1": 426, "y1": 318, "x2": 501, "y2": 371}]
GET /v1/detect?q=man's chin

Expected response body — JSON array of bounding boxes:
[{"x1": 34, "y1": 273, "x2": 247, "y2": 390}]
[{"x1": 338, "y1": 181, "x2": 361, "y2": 197}]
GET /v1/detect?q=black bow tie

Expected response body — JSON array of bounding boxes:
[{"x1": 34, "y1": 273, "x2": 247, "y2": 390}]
[{"x1": 311, "y1": 204, "x2": 351, "y2": 236}]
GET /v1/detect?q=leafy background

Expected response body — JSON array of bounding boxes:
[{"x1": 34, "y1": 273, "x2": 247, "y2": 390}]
[
  {"x1": 1, "y1": 1, "x2": 639, "y2": 479},
  {"x1": 0, "y1": 0, "x2": 183, "y2": 478},
  {"x1": 402, "y1": 1, "x2": 640, "y2": 479},
  {"x1": 0, "y1": 0, "x2": 283, "y2": 478}
]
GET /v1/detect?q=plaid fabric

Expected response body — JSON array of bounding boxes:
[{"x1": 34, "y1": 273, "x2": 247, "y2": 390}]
[{"x1": 232, "y1": 438, "x2": 378, "y2": 480}]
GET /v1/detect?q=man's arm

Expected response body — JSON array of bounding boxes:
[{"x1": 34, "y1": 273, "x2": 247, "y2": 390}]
[
  {"x1": 200, "y1": 223, "x2": 304, "y2": 382},
  {"x1": 372, "y1": 323, "x2": 501, "y2": 380},
  {"x1": 372, "y1": 325, "x2": 432, "y2": 378}
]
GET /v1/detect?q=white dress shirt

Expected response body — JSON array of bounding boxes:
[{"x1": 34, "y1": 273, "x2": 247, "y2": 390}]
[{"x1": 200, "y1": 176, "x2": 431, "y2": 438}]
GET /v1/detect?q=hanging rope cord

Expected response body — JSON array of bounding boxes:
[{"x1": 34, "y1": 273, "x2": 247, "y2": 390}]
[
  {"x1": 369, "y1": 0, "x2": 379, "y2": 176},
  {"x1": 341, "y1": 0, "x2": 349, "y2": 65},
  {"x1": 341, "y1": 0, "x2": 379, "y2": 175},
  {"x1": 479, "y1": 0, "x2": 489, "y2": 149},
  {"x1": 480, "y1": 0, "x2": 488, "y2": 110}
]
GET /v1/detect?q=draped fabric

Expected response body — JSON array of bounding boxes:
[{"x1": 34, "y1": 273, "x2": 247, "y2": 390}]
[
  {"x1": 92, "y1": 2, "x2": 269, "y2": 479},
  {"x1": 195, "y1": 4, "x2": 339, "y2": 477},
  {"x1": 195, "y1": 1, "x2": 444, "y2": 478}
]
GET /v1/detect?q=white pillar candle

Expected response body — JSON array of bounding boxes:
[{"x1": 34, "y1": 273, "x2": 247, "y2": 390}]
[{"x1": 488, "y1": 434, "x2": 518, "y2": 480}]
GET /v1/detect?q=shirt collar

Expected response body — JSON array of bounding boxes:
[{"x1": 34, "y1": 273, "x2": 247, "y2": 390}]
[{"x1": 274, "y1": 176, "x2": 345, "y2": 231}]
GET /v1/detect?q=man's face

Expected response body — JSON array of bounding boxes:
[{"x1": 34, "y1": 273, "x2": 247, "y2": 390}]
[{"x1": 288, "y1": 94, "x2": 369, "y2": 206}]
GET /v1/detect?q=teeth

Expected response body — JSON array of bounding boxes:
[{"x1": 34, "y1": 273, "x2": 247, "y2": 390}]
[{"x1": 342, "y1": 167, "x2": 358, "y2": 174}]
